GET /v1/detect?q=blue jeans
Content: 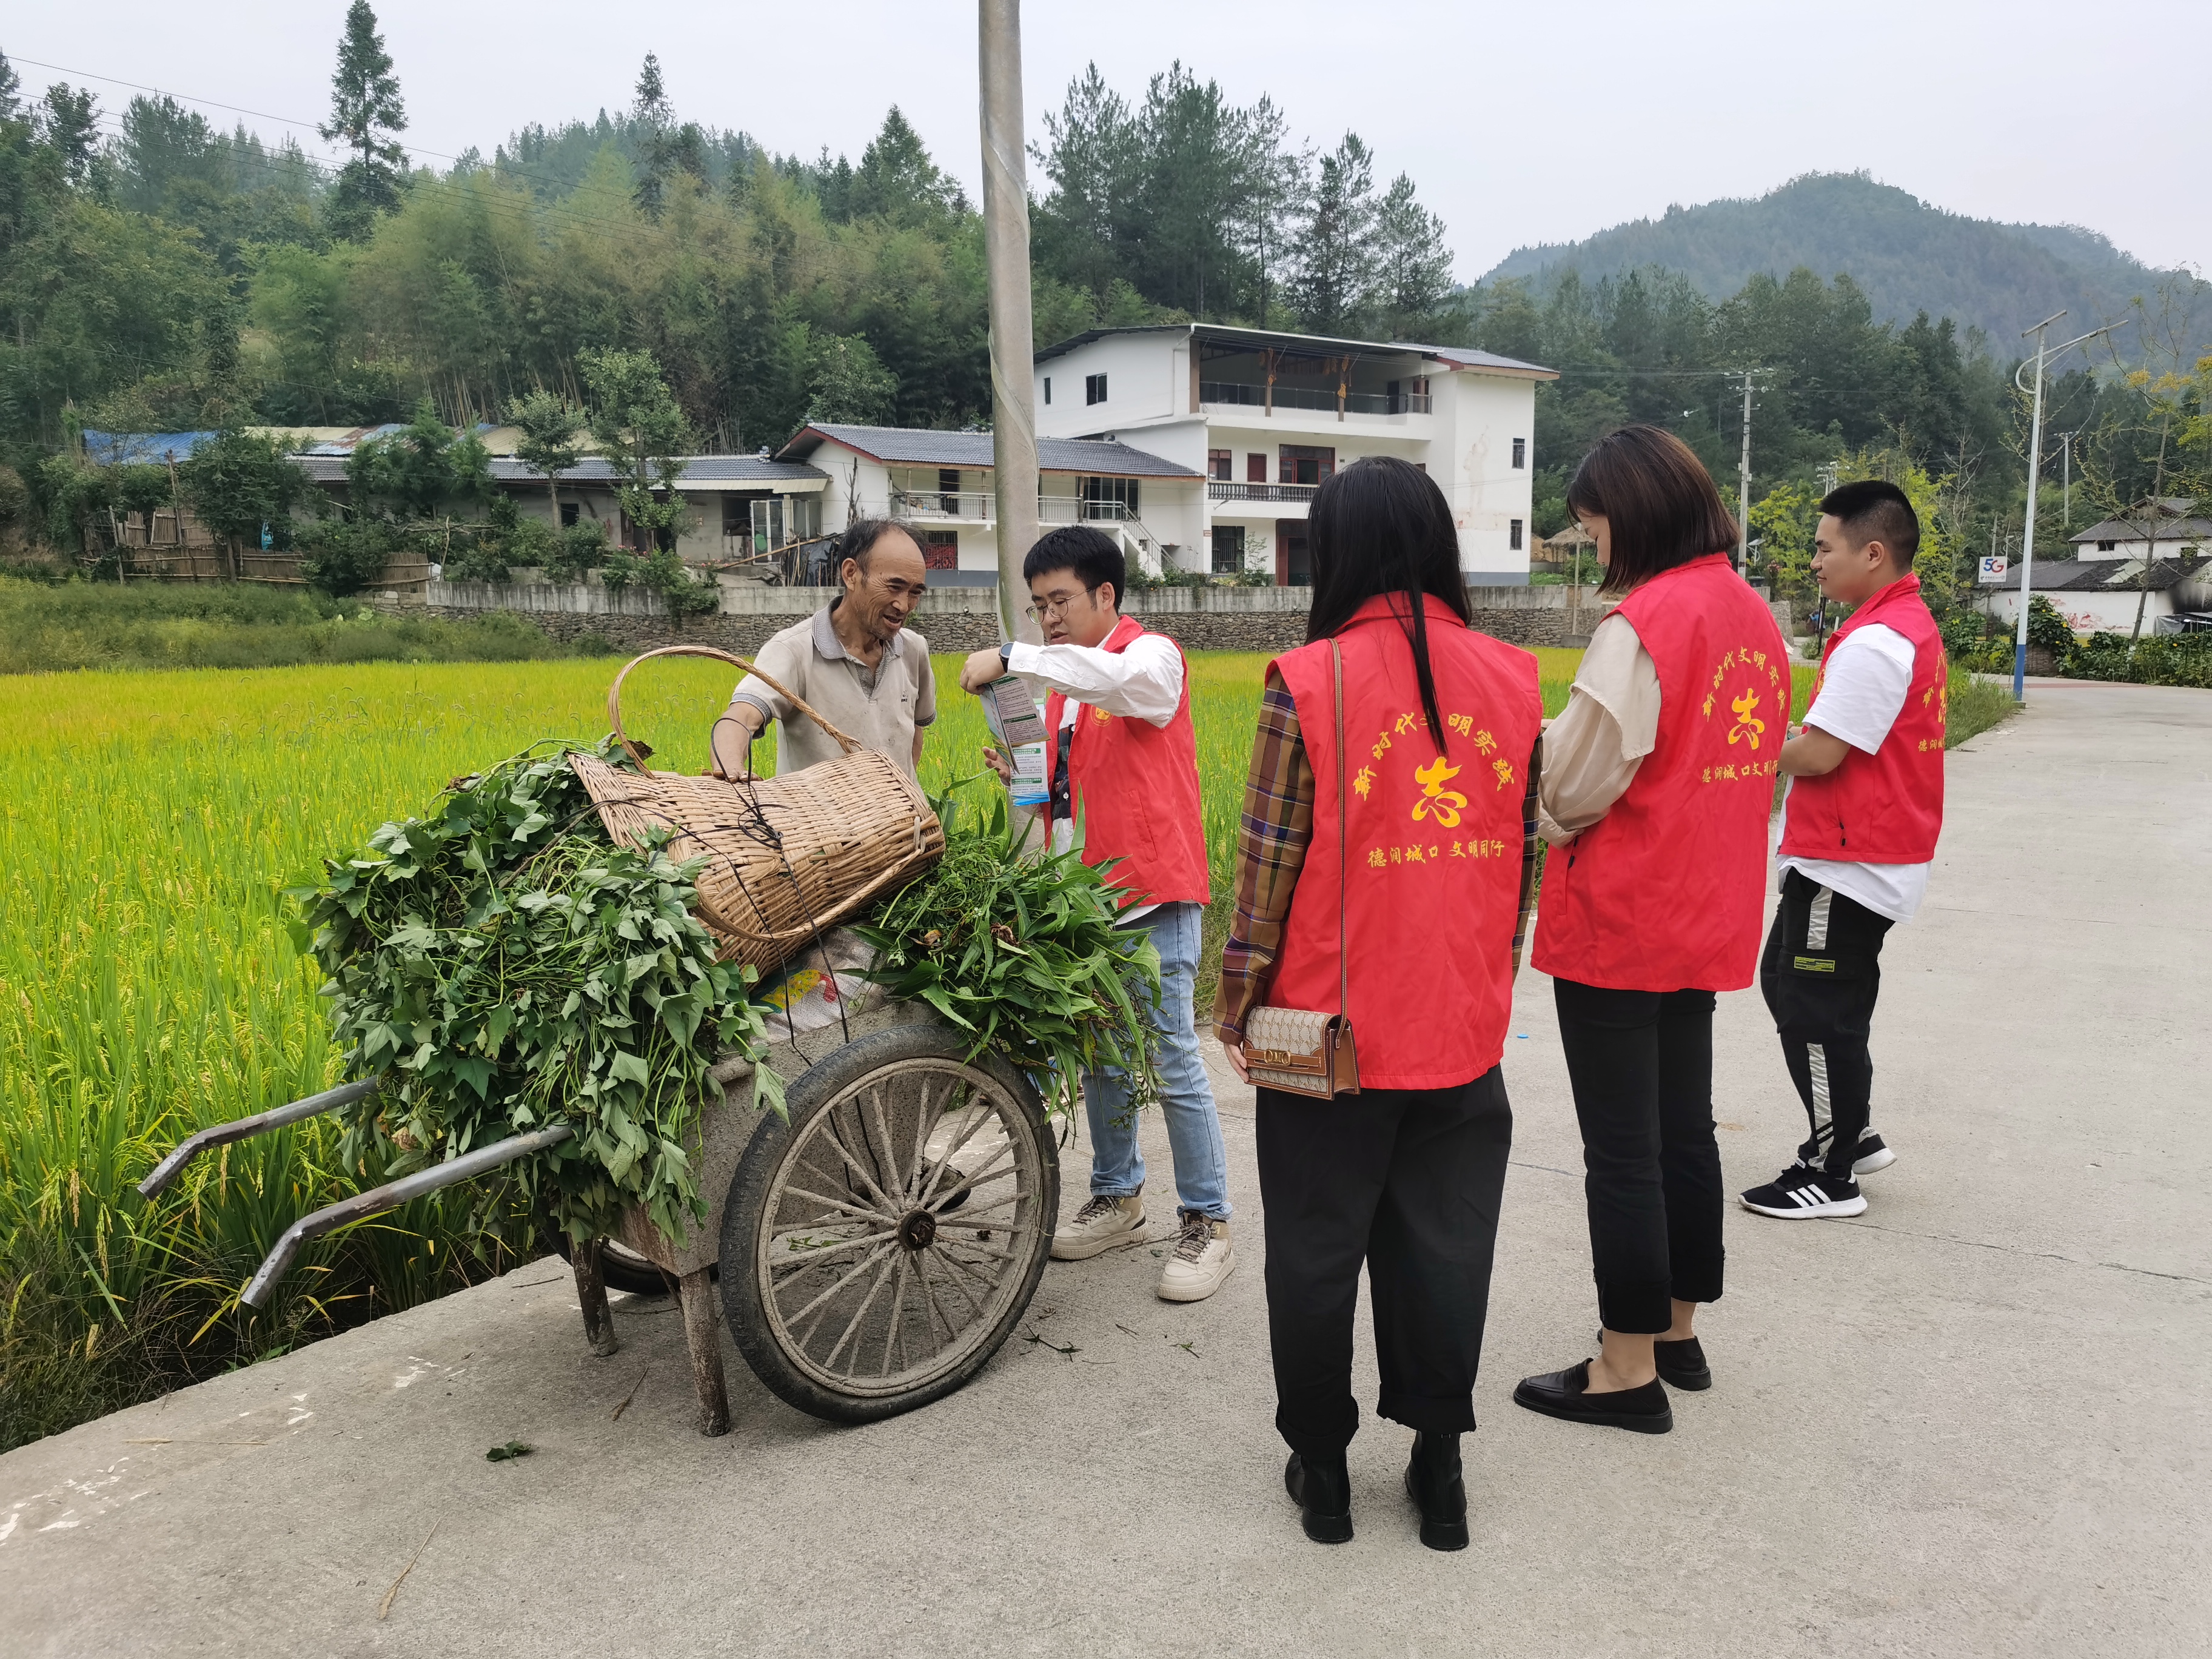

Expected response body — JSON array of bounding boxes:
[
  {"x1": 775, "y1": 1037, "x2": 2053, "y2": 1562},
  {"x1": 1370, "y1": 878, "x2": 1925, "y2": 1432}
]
[{"x1": 1082, "y1": 900, "x2": 1232, "y2": 1221}]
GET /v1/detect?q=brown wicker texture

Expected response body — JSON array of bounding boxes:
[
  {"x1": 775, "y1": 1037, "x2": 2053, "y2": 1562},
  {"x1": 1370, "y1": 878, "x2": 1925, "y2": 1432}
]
[{"x1": 569, "y1": 645, "x2": 944, "y2": 976}]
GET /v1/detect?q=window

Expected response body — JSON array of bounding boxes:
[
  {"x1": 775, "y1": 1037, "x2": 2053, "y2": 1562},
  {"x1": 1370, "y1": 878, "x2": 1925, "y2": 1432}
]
[
  {"x1": 1043, "y1": 377, "x2": 1051, "y2": 405},
  {"x1": 1512, "y1": 437, "x2": 1526, "y2": 469},
  {"x1": 791, "y1": 495, "x2": 820, "y2": 540},
  {"x1": 560, "y1": 501, "x2": 580, "y2": 528},
  {"x1": 1211, "y1": 524, "x2": 1245, "y2": 574},
  {"x1": 1246, "y1": 453, "x2": 1267, "y2": 484},
  {"x1": 1085, "y1": 372, "x2": 1108, "y2": 406},
  {"x1": 938, "y1": 468, "x2": 961, "y2": 514},
  {"x1": 1079, "y1": 475, "x2": 1139, "y2": 520},
  {"x1": 1510, "y1": 518, "x2": 1524, "y2": 551},
  {"x1": 1208, "y1": 449, "x2": 1232, "y2": 482},
  {"x1": 923, "y1": 530, "x2": 959, "y2": 570},
  {"x1": 2097, "y1": 540, "x2": 2116, "y2": 552},
  {"x1": 722, "y1": 496, "x2": 752, "y2": 536},
  {"x1": 1279, "y1": 444, "x2": 1335, "y2": 486}
]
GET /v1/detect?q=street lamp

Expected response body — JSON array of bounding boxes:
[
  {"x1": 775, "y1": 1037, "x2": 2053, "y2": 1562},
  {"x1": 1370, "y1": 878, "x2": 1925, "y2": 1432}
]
[{"x1": 2011, "y1": 314, "x2": 2112, "y2": 703}]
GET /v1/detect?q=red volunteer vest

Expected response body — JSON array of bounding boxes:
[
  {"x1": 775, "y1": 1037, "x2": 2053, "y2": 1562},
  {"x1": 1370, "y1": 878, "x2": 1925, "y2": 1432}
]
[
  {"x1": 1534, "y1": 553, "x2": 1789, "y2": 993},
  {"x1": 1046, "y1": 614, "x2": 1211, "y2": 910},
  {"x1": 1268, "y1": 595, "x2": 1543, "y2": 1090},
  {"x1": 1778, "y1": 574, "x2": 1946, "y2": 863}
]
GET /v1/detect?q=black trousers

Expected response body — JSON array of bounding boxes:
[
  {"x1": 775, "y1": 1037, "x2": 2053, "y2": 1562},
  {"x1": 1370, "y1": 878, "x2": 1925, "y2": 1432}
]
[
  {"x1": 1760, "y1": 869, "x2": 1895, "y2": 1176},
  {"x1": 1552, "y1": 979, "x2": 1726, "y2": 1334},
  {"x1": 1256, "y1": 1067, "x2": 1512, "y2": 1457}
]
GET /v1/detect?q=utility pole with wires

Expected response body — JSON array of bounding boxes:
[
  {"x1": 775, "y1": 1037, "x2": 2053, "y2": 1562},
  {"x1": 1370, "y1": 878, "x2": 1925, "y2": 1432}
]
[
  {"x1": 2011, "y1": 313, "x2": 2111, "y2": 703},
  {"x1": 977, "y1": 0, "x2": 1040, "y2": 644},
  {"x1": 1736, "y1": 370, "x2": 1755, "y2": 571}
]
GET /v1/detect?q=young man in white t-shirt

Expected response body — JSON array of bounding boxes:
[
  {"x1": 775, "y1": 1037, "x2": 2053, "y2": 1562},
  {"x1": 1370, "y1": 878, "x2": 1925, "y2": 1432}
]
[{"x1": 1742, "y1": 481, "x2": 1946, "y2": 1219}]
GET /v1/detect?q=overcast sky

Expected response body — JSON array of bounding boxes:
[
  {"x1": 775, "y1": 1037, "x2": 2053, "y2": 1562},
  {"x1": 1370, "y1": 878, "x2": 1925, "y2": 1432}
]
[{"x1": 8, "y1": 0, "x2": 2208, "y2": 278}]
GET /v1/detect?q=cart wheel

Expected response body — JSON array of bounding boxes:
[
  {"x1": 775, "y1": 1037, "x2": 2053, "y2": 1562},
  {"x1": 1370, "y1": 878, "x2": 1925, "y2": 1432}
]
[
  {"x1": 549, "y1": 1233, "x2": 671, "y2": 1298},
  {"x1": 722, "y1": 1024, "x2": 1057, "y2": 1424}
]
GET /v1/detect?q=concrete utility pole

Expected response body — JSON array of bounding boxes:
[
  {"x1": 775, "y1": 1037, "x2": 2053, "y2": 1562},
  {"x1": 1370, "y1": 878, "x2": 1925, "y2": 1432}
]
[
  {"x1": 978, "y1": 0, "x2": 1041, "y2": 643},
  {"x1": 2011, "y1": 316, "x2": 2111, "y2": 703},
  {"x1": 1737, "y1": 370, "x2": 1754, "y2": 571}
]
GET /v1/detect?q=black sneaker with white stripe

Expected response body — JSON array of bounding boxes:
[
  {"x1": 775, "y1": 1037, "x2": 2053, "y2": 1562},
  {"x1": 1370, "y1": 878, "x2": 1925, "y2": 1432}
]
[
  {"x1": 1852, "y1": 1130, "x2": 1896, "y2": 1175},
  {"x1": 1739, "y1": 1166, "x2": 1867, "y2": 1219}
]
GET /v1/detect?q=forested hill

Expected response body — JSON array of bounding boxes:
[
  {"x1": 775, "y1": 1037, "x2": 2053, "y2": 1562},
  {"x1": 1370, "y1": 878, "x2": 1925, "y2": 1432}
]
[{"x1": 1483, "y1": 173, "x2": 2187, "y2": 349}]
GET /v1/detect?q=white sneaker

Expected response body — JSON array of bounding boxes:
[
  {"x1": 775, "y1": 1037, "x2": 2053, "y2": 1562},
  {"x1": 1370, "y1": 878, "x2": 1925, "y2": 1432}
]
[
  {"x1": 1157, "y1": 1210, "x2": 1235, "y2": 1302},
  {"x1": 1050, "y1": 1191, "x2": 1147, "y2": 1261}
]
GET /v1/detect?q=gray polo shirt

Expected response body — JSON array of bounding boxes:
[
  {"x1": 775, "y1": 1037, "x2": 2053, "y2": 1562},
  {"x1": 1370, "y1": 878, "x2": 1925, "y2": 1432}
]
[{"x1": 729, "y1": 603, "x2": 935, "y2": 781}]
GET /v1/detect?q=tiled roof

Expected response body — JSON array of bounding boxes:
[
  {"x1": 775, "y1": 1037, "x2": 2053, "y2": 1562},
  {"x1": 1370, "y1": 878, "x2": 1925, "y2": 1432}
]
[
  {"x1": 783, "y1": 424, "x2": 1199, "y2": 478},
  {"x1": 83, "y1": 430, "x2": 219, "y2": 465},
  {"x1": 291, "y1": 454, "x2": 825, "y2": 487},
  {"x1": 1995, "y1": 554, "x2": 2210, "y2": 592}
]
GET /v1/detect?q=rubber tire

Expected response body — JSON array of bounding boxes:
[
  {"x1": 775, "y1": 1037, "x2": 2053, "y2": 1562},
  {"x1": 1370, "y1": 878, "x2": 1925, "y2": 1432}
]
[
  {"x1": 720, "y1": 1024, "x2": 1057, "y2": 1424},
  {"x1": 548, "y1": 1231, "x2": 671, "y2": 1298}
]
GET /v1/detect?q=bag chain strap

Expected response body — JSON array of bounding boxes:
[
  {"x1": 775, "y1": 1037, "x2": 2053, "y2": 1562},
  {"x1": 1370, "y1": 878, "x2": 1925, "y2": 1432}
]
[{"x1": 1333, "y1": 638, "x2": 1347, "y2": 1023}]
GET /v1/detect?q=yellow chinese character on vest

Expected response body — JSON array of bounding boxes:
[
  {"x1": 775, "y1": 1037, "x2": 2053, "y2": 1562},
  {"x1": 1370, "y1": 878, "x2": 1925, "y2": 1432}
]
[{"x1": 1411, "y1": 756, "x2": 1467, "y2": 828}]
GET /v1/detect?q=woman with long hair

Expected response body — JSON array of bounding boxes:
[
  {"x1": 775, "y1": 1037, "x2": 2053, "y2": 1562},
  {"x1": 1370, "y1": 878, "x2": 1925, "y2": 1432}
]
[
  {"x1": 1515, "y1": 425, "x2": 1789, "y2": 1433},
  {"x1": 1215, "y1": 456, "x2": 1542, "y2": 1549}
]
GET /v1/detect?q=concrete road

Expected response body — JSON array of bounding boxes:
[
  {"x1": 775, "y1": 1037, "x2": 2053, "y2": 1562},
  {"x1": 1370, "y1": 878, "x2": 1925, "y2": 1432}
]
[{"x1": 4, "y1": 681, "x2": 2207, "y2": 1658}]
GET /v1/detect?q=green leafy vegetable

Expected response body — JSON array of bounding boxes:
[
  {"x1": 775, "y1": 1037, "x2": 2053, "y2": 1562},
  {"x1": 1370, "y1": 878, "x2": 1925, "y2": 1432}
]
[
  {"x1": 289, "y1": 741, "x2": 782, "y2": 1247},
  {"x1": 856, "y1": 789, "x2": 1162, "y2": 1116}
]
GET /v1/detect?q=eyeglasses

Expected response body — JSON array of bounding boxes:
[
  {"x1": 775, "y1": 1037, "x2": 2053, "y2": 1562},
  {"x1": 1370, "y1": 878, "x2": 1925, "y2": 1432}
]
[{"x1": 1024, "y1": 585, "x2": 1099, "y2": 623}]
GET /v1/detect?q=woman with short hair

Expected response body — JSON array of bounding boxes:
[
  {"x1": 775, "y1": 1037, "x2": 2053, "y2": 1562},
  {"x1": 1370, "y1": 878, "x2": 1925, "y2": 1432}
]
[
  {"x1": 1515, "y1": 425, "x2": 1790, "y2": 1433},
  {"x1": 1215, "y1": 456, "x2": 1543, "y2": 1549}
]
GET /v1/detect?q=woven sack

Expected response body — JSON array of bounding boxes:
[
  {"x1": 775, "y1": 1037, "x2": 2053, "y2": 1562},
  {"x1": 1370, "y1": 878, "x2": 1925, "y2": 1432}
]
[{"x1": 568, "y1": 644, "x2": 944, "y2": 977}]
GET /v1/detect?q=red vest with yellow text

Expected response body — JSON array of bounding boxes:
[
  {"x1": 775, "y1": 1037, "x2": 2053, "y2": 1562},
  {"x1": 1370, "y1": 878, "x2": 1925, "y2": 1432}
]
[
  {"x1": 1777, "y1": 574, "x2": 1946, "y2": 863},
  {"x1": 1268, "y1": 595, "x2": 1543, "y2": 1089},
  {"x1": 1046, "y1": 614, "x2": 1212, "y2": 910},
  {"x1": 1534, "y1": 554, "x2": 1788, "y2": 993}
]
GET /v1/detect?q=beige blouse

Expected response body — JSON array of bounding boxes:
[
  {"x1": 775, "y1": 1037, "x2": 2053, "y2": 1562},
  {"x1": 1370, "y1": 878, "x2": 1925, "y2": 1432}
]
[{"x1": 1538, "y1": 611, "x2": 1661, "y2": 844}]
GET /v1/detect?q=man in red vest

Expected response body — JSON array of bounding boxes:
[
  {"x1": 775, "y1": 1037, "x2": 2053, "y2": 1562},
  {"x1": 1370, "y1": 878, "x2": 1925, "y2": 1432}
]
[
  {"x1": 959, "y1": 527, "x2": 1233, "y2": 1302},
  {"x1": 1741, "y1": 480, "x2": 1946, "y2": 1220}
]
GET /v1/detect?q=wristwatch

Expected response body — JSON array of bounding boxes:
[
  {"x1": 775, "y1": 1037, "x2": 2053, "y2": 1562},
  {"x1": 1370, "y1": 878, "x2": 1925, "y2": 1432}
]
[{"x1": 998, "y1": 642, "x2": 1014, "y2": 672}]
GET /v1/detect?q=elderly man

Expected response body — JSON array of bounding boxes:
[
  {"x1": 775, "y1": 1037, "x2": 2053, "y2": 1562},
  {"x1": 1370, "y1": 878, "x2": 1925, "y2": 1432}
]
[{"x1": 710, "y1": 517, "x2": 936, "y2": 782}]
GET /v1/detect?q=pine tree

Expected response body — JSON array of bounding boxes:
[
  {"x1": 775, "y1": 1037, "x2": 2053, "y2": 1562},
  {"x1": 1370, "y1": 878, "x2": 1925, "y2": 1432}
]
[
  {"x1": 1294, "y1": 133, "x2": 1378, "y2": 334},
  {"x1": 847, "y1": 108, "x2": 965, "y2": 227},
  {"x1": 0, "y1": 50, "x2": 22, "y2": 122},
  {"x1": 631, "y1": 53, "x2": 674, "y2": 218},
  {"x1": 320, "y1": 0, "x2": 408, "y2": 234},
  {"x1": 1370, "y1": 173, "x2": 1455, "y2": 339}
]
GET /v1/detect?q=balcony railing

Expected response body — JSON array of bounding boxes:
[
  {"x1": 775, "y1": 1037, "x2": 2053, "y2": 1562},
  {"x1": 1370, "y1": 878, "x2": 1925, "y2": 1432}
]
[
  {"x1": 1208, "y1": 480, "x2": 1318, "y2": 503},
  {"x1": 891, "y1": 490, "x2": 1143, "y2": 525},
  {"x1": 1199, "y1": 381, "x2": 1432, "y2": 417}
]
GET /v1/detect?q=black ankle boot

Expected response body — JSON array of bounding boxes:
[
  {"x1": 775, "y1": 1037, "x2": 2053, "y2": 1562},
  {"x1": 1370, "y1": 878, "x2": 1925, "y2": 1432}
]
[
  {"x1": 1403, "y1": 1432, "x2": 1469, "y2": 1552},
  {"x1": 1284, "y1": 1450, "x2": 1353, "y2": 1544}
]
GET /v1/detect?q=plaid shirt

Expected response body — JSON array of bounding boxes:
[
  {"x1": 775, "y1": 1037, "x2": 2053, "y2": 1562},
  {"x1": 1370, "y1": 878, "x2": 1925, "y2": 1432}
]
[{"x1": 1211, "y1": 666, "x2": 1544, "y2": 1042}]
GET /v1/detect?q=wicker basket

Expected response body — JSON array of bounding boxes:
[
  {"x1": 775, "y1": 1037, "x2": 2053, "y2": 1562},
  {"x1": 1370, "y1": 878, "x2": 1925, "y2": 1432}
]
[{"x1": 568, "y1": 645, "x2": 945, "y2": 976}]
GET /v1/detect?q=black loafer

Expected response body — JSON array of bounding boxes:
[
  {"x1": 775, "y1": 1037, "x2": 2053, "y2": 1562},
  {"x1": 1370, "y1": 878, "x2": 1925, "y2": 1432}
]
[
  {"x1": 1655, "y1": 1336, "x2": 1711, "y2": 1391},
  {"x1": 1403, "y1": 1432, "x2": 1469, "y2": 1552},
  {"x1": 1513, "y1": 1360, "x2": 1674, "y2": 1433},
  {"x1": 1592, "y1": 1330, "x2": 1712, "y2": 1392},
  {"x1": 1284, "y1": 1451, "x2": 1353, "y2": 1544}
]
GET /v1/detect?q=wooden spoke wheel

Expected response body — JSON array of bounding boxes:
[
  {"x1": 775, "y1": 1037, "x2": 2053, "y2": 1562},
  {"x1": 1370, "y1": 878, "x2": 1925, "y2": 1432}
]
[{"x1": 721, "y1": 1024, "x2": 1057, "y2": 1423}]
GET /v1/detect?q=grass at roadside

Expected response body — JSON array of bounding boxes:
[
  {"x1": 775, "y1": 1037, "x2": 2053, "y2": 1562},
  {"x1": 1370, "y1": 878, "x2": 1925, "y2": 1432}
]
[
  {"x1": 0, "y1": 575, "x2": 581, "y2": 674},
  {"x1": 1945, "y1": 664, "x2": 2018, "y2": 749}
]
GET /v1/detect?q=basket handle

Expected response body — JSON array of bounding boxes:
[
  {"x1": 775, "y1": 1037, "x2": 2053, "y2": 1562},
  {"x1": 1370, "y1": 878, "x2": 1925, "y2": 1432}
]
[{"x1": 606, "y1": 644, "x2": 864, "y2": 773}]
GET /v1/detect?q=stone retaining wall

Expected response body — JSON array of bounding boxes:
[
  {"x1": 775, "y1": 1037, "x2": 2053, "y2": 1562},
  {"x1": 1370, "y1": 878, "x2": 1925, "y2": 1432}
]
[{"x1": 412, "y1": 579, "x2": 1619, "y2": 655}]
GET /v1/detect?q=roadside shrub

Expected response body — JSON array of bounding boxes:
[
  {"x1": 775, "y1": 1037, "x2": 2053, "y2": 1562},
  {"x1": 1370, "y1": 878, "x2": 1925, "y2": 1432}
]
[
  {"x1": 297, "y1": 518, "x2": 397, "y2": 598},
  {"x1": 2063, "y1": 630, "x2": 2212, "y2": 688},
  {"x1": 542, "y1": 519, "x2": 611, "y2": 582},
  {"x1": 600, "y1": 545, "x2": 720, "y2": 614}
]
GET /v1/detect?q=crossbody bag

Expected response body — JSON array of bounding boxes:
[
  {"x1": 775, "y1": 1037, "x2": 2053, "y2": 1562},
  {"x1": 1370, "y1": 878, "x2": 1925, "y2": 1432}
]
[{"x1": 1243, "y1": 638, "x2": 1361, "y2": 1099}]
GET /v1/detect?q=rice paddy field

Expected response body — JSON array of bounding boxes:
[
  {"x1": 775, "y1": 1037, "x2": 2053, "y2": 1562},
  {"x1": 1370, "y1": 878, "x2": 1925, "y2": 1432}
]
[{"x1": 2, "y1": 643, "x2": 2012, "y2": 1450}]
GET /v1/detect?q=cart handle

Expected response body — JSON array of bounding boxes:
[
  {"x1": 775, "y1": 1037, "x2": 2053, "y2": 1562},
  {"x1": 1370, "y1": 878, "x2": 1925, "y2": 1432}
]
[
  {"x1": 240, "y1": 1124, "x2": 577, "y2": 1309},
  {"x1": 139, "y1": 1077, "x2": 384, "y2": 1201}
]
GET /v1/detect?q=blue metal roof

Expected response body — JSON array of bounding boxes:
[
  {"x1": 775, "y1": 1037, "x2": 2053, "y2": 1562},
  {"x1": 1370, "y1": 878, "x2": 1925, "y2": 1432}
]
[{"x1": 82, "y1": 431, "x2": 220, "y2": 466}]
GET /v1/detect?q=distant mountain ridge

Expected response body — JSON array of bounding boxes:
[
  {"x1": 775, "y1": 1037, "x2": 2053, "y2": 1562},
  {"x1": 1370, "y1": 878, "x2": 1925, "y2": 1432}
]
[{"x1": 1481, "y1": 173, "x2": 2195, "y2": 353}]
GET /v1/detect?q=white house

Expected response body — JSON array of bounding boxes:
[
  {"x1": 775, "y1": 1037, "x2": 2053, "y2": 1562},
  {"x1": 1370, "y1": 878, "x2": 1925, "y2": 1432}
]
[
  {"x1": 1031, "y1": 323, "x2": 1557, "y2": 585},
  {"x1": 2068, "y1": 497, "x2": 2210, "y2": 563},
  {"x1": 1976, "y1": 497, "x2": 2212, "y2": 635},
  {"x1": 774, "y1": 423, "x2": 1204, "y2": 585}
]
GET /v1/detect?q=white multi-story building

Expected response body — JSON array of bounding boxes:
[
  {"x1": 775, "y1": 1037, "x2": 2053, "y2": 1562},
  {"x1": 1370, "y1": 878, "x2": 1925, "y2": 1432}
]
[
  {"x1": 776, "y1": 424, "x2": 1204, "y2": 585},
  {"x1": 1032, "y1": 323, "x2": 1557, "y2": 585}
]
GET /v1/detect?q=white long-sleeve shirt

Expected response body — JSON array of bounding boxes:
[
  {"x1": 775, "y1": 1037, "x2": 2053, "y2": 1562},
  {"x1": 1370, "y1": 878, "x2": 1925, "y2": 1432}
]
[{"x1": 1004, "y1": 634, "x2": 1185, "y2": 728}]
